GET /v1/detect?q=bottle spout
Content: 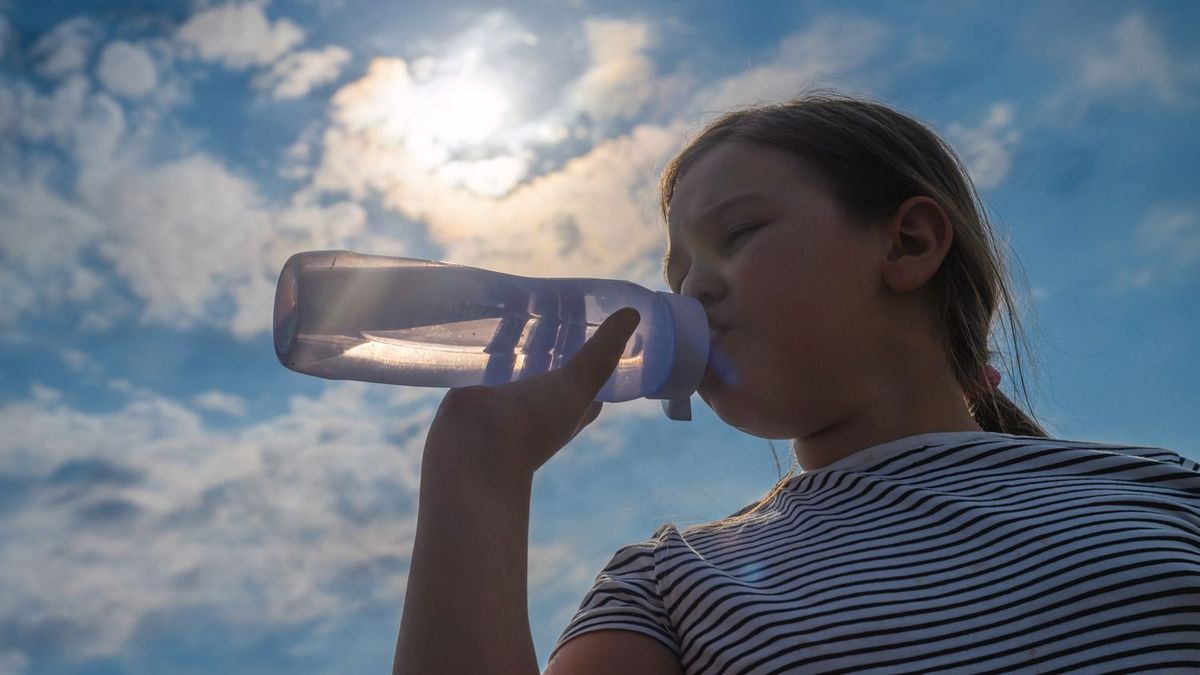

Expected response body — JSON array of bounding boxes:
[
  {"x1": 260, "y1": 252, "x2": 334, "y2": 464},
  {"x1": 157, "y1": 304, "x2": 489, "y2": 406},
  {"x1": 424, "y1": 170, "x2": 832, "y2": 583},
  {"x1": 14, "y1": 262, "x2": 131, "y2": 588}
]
[
  {"x1": 648, "y1": 292, "x2": 707, "y2": 421},
  {"x1": 662, "y1": 397, "x2": 692, "y2": 421}
]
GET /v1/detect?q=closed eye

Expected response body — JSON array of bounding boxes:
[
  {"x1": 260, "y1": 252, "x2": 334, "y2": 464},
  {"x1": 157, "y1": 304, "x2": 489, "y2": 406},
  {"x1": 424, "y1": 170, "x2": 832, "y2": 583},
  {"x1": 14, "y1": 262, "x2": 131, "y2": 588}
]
[
  {"x1": 668, "y1": 223, "x2": 766, "y2": 293},
  {"x1": 726, "y1": 223, "x2": 764, "y2": 248}
]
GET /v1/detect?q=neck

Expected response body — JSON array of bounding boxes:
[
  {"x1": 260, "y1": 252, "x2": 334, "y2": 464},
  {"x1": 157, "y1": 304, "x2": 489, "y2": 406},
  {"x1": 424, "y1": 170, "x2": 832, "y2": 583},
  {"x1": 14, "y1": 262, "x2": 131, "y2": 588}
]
[{"x1": 790, "y1": 371, "x2": 982, "y2": 471}]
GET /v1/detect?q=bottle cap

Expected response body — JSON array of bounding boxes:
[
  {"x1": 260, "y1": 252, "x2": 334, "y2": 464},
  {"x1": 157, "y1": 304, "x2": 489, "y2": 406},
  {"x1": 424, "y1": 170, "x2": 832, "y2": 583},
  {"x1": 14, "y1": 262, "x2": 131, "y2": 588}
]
[{"x1": 647, "y1": 292, "x2": 709, "y2": 421}]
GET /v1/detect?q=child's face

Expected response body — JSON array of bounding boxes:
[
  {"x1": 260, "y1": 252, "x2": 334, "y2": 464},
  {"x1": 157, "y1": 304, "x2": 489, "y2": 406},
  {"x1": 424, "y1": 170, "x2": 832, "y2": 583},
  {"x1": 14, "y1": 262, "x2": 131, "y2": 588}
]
[{"x1": 665, "y1": 141, "x2": 895, "y2": 440}]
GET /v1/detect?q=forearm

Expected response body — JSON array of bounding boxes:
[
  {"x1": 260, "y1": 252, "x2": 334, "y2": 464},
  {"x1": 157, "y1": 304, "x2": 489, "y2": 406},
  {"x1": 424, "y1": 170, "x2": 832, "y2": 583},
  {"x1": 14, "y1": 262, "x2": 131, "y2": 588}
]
[{"x1": 393, "y1": 443, "x2": 539, "y2": 675}]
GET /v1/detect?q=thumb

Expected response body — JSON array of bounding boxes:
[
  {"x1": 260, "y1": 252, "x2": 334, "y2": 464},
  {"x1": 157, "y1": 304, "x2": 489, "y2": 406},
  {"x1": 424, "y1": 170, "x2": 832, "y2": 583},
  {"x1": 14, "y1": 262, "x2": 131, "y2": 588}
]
[{"x1": 561, "y1": 308, "x2": 641, "y2": 401}]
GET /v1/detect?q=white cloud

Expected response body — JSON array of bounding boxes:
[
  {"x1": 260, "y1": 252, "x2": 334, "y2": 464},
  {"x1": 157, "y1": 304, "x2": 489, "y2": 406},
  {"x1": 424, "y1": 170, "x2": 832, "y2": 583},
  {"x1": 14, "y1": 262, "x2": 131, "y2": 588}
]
[
  {"x1": 1112, "y1": 268, "x2": 1155, "y2": 292},
  {"x1": 74, "y1": 294, "x2": 139, "y2": 335},
  {"x1": 0, "y1": 649, "x2": 29, "y2": 675},
  {"x1": 313, "y1": 56, "x2": 682, "y2": 282},
  {"x1": 254, "y1": 45, "x2": 352, "y2": 99},
  {"x1": 29, "y1": 383, "x2": 62, "y2": 404},
  {"x1": 59, "y1": 348, "x2": 105, "y2": 381},
  {"x1": 228, "y1": 197, "x2": 368, "y2": 338},
  {"x1": 1044, "y1": 11, "x2": 1199, "y2": 117},
  {"x1": 315, "y1": 57, "x2": 529, "y2": 196},
  {"x1": 278, "y1": 123, "x2": 321, "y2": 180},
  {"x1": 60, "y1": 348, "x2": 89, "y2": 371},
  {"x1": 432, "y1": 153, "x2": 532, "y2": 198},
  {"x1": 0, "y1": 160, "x2": 105, "y2": 326},
  {"x1": 29, "y1": 16, "x2": 100, "y2": 79},
  {"x1": 568, "y1": 19, "x2": 656, "y2": 121},
  {"x1": 526, "y1": 538, "x2": 609, "y2": 634},
  {"x1": 307, "y1": 15, "x2": 893, "y2": 286},
  {"x1": 0, "y1": 74, "x2": 86, "y2": 143},
  {"x1": 1080, "y1": 13, "x2": 1183, "y2": 105},
  {"x1": 90, "y1": 155, "x2": 269, "y2": 327},
  {"x1": 0, "y1": 381, "x2": 438, "y2": 659},
  {"x1": 1137, "y1": 204, "x2": 1200, "y2": 266},
  {"x1": 945, "y1": 102, "x2": 1021, "y2": 189},
  {"x1": 96, "y1": 40, "x2": 158, "y2": 98},
  {"x1": 692, "y1": 16, "x2": 889, "y2": 113},
  {"x1": 0, "y1": 370, "x2": 662, "y2": 662},
  {"x1": 2, "y1": 10, "x2": 898, "y2": 343},
  {"x1": 192, "y1": 390, "x2": 249, "y2": 416},
  {"x1": 0, "y1": 72, "x2": 366, "y2": 337},
  {"x1": 1112, "y1": 204, "x2": 1200, "y2": 292},
  {"x1": 75, "y1": 91, "x2": 128, "y2": 167},
  {"x1": 0, "y1": 74, "x2": 127, "y2": 166},
  {"x1": 176, "y1": 3, "x2": 305, "y2": 68},
  {"x1": 324, "y1": 58, "x2": 415, "y2": 144},
  {"x1": 80, "y1": 155, "x2": 368, "y2": 337}
]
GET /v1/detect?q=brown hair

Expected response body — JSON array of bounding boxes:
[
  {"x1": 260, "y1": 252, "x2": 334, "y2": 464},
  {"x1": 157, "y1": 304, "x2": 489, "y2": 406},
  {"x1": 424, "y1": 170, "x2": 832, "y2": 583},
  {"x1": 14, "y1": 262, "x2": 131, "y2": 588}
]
[{"x1": 659, "y1": 90, "x2": 1049, "y2": 530}]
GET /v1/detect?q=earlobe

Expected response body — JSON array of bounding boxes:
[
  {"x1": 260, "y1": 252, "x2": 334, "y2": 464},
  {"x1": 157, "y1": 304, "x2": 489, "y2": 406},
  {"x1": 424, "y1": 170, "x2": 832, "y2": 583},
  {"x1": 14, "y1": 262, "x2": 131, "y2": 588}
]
[{"x1": 881, "y1": 196, "x2": 954, "y2": 293}]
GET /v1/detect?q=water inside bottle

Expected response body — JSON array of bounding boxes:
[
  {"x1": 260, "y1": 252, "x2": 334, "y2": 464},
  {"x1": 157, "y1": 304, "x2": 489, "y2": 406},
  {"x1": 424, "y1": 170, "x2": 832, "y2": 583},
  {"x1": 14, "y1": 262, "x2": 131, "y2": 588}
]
[{"x1": 281, "y1": 263, "x2": 650, "y2": 390}]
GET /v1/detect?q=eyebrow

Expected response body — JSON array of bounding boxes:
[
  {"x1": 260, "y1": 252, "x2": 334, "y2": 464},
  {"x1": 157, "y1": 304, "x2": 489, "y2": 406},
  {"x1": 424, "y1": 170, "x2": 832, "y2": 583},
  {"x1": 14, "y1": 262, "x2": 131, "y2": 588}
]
[{"x1": 661, "y1": 192, "x2": 772, "y2": 287}]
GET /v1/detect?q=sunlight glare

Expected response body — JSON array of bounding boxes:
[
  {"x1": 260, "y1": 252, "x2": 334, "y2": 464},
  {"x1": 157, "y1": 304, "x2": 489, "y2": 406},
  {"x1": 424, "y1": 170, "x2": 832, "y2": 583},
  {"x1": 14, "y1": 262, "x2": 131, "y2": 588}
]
[{"x1": 406, "y1": 72, "x2": 512, "y2": 168}]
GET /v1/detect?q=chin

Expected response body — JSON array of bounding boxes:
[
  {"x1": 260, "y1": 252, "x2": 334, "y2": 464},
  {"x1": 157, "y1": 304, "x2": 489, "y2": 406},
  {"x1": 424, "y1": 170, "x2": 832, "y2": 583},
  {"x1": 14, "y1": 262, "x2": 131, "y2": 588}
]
[{"x1": 699, "y1": 384, "x2": 795, "y2": 440}]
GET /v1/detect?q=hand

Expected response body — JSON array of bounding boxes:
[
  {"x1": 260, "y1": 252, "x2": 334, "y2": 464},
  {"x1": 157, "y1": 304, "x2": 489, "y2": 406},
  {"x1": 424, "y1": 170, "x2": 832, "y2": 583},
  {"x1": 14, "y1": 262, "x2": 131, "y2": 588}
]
[{"x1": 423, "y1": 307, "x2": 641, "y2": 485}]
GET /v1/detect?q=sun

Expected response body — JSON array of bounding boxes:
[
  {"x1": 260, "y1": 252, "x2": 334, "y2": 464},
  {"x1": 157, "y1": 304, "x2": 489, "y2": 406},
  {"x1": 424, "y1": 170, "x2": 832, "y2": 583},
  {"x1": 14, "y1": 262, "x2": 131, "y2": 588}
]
[{"x1": 405, "y1": 71, "x2": 512, "y2": 168}]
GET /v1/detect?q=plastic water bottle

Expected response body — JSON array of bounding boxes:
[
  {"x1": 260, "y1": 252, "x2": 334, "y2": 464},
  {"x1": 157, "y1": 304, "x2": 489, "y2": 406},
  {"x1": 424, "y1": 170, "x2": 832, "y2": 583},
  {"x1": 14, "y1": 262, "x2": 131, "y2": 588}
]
[{"x1": 273, "y1": 250, "x2": 713, "y2": 420}]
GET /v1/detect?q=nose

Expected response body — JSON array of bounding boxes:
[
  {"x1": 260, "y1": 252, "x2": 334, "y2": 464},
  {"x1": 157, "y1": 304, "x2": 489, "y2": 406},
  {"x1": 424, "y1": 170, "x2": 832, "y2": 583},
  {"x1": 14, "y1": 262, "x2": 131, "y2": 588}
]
[{"x1": 679, "y1": 260, "x2": 725, "y2": 308}]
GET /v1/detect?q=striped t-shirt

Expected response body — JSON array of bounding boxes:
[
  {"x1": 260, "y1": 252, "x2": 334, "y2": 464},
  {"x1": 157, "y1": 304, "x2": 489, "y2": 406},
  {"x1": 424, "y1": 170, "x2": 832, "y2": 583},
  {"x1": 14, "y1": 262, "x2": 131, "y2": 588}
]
[{"x1": 552, "y1": 431, "x2": 1200, "y2": 673}]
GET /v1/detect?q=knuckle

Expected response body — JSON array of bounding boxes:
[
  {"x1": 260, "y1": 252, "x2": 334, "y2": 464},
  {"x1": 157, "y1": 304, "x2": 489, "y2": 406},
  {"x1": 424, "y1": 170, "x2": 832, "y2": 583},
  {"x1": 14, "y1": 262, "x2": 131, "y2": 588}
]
[
  {"x1": 555, "y1": 367, "x2": 590, "y2": 405},
  {"x1": 438, "y1": 386, "x2": 504, "y2": 418}
]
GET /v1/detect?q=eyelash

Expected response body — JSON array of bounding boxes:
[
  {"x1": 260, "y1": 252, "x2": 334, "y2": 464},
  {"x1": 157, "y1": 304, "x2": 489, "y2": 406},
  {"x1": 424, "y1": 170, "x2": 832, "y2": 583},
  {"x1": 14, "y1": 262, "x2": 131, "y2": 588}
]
[
  {"x1": 726, "y1": 222, "x2": 763, "y2": 248},
  {"x1": 670, "y1": 223, "x2": 765, "y2": 292}
]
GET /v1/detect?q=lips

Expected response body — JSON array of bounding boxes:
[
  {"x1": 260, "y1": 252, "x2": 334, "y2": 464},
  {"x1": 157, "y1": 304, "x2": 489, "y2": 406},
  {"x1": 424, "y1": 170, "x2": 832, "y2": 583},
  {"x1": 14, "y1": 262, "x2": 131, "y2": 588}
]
[
  {"x1": 707, "y1": 316, "x2": 733, "y2": 334},
  {"x1": 700, "y1": 313, "x2": 739, "y2": 386},
  {"x1": 708, "y1": 328, "x2": 725, "y2": 353},
  {"x1": 703, "y1": 327, "x2": 740, "y2": 387}
]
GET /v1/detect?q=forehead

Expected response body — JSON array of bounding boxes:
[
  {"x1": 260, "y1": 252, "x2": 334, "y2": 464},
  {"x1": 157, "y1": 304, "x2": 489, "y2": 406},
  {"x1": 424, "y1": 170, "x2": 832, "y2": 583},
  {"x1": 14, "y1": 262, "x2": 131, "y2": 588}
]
[{"x1": 667, "y1": 142, "x2": 817, "y2": 233}]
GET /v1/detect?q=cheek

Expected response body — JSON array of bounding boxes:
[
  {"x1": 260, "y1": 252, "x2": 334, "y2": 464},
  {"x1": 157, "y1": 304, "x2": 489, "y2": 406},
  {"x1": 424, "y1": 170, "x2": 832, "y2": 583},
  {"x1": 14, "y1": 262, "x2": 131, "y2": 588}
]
[
  {"x1": 736, "y1": 244, "x2": 835, "y2": 340},
  {"x1": 736, "y1": 241, "x2": 878, "y2": 380}
]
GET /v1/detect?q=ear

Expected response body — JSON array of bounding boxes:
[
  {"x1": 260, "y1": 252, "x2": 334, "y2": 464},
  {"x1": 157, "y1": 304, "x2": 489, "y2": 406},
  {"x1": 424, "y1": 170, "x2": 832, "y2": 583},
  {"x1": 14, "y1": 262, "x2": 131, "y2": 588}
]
[{"x1": 880, "y1": 196, "x2": 954, "y2": 294}]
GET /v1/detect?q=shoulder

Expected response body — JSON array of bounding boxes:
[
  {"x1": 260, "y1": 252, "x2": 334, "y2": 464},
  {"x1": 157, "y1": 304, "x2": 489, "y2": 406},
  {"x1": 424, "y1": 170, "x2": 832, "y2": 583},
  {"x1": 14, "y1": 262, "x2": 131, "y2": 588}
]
[
  {"x1": 586, "y1": 524, "x2": 689, "y2": 587},
  {"x1": 1014, "y1": 434, "x2": 1199, "y2": 469},
  {"x1": 553, "y1": 527, "x2": 684, "y2": 665}
]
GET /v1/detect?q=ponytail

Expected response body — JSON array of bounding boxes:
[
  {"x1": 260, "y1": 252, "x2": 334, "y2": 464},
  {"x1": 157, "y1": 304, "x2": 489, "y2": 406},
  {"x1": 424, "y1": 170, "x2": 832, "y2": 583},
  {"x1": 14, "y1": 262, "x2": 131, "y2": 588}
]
[{"x1": 969, "y1": 387, "x2": 1047, "y2": 436}]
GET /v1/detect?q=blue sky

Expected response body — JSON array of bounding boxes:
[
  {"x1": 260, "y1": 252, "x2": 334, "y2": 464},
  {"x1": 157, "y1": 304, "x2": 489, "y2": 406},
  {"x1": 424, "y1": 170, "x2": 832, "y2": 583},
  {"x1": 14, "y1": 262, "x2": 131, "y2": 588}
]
[{"x1": 1, "y1": 1, "x2": 1198, "y2": 673}]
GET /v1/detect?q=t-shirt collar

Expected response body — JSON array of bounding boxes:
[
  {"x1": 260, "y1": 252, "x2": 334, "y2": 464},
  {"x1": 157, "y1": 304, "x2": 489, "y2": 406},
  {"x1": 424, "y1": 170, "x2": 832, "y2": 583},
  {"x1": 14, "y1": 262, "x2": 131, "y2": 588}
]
[{"x1": 800, "y1": 430, "x2": 1012, "y2": 474}]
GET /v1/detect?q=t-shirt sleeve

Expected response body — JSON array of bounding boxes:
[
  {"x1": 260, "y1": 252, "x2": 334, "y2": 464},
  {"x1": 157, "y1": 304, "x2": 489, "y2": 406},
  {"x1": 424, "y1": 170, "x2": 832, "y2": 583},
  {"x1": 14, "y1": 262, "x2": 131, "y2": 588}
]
[
  {"x1": 1125, "y1": 444, "x2": 1200, "y2": 474},
  {"x1": 548, "y1": 535, "x2": 679, "y2": 662},
  {"x1": 1172, "y1": 452, "x2": 1200, "y2": 474}
]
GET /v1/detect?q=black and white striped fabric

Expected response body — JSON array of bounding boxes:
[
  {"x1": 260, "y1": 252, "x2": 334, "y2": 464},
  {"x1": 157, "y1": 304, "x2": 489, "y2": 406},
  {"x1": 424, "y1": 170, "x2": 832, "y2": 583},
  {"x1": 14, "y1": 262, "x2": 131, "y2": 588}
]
[{"x1": 552, "y1": 431, "x2": 1200, "y2": 673}]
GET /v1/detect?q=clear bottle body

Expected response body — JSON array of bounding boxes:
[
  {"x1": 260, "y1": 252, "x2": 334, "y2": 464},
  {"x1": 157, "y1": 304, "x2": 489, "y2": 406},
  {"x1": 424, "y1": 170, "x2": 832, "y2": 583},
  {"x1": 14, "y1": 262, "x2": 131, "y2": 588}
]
[{"x1": 274, "y1": 250, "x2": 693, "y2": 402}]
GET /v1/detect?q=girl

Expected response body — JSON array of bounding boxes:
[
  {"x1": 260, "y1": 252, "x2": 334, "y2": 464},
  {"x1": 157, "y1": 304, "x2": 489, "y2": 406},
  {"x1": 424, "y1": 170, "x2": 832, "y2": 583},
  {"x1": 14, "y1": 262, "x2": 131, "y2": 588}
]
[{"x1": 393, "y1": 93, "x2": 1200, "y2": 674}]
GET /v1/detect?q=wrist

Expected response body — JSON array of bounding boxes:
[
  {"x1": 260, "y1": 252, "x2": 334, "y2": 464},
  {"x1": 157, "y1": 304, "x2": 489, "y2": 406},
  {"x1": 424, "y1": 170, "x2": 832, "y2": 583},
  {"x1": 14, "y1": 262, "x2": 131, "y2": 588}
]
[{"x1": 420, "y1": 438, "x2": 535, "y2": 501}]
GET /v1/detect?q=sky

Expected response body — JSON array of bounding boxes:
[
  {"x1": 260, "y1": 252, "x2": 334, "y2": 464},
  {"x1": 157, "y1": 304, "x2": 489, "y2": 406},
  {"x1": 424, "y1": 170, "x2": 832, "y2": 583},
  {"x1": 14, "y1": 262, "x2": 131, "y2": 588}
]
[{"x1": 0, "y1": 0, "x2": 1198, "y2": 673}]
